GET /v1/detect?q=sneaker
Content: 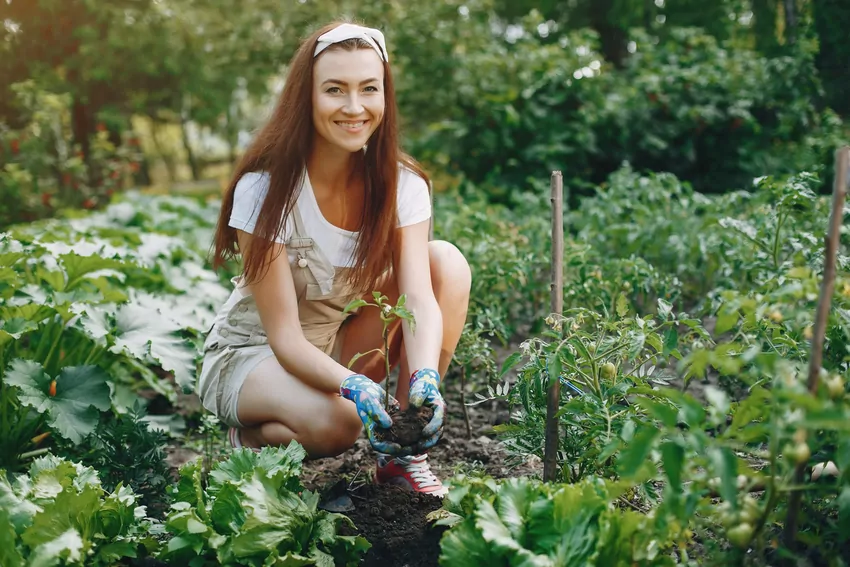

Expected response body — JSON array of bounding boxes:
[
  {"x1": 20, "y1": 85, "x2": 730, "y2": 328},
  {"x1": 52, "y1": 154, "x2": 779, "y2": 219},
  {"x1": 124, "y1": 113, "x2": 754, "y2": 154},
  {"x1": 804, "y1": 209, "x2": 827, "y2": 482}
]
[
  {"x1": 376, "y1": 453, "x2": 448, "y2": 497},
  {"x1": 229, "y1": 427, "x2": 260, "y2": 453}
]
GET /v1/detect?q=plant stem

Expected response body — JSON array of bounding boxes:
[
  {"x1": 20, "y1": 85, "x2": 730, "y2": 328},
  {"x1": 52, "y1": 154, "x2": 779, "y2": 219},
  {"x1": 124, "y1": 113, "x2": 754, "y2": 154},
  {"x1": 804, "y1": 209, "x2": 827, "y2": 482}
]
[
  {"x1": 383, "y1": 327, "x2": 390, "y2": 412},
  {"x1": 460, "y1": 365, "x2": 472, "y2": 438},
  {"x1": 772, "y1": 211, "x2": 786, "y2": 269},
  {"x1": 783, "y1": 146, "x2": 849, "y2": 547},
  {"x1": 18, "y1": 448, "x2": 49, "y2": 460}
]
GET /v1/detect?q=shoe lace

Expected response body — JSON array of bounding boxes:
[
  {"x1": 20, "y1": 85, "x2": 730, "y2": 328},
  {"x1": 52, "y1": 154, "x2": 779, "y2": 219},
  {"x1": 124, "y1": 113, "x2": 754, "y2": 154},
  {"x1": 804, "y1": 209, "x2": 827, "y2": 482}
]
[{"x1": 399, "y1": 455, "x2": 441, "y2": 489}]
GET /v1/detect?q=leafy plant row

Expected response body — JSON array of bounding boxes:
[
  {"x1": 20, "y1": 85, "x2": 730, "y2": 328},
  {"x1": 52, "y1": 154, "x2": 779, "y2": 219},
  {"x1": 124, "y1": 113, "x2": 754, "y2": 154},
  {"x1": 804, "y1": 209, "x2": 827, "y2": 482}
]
[
  {"x1": 0, "y1": 192, "x2": 229, "y2": 473},
  {"x1": 440, "y1": 166, "x2": 850, "y2": 564}
]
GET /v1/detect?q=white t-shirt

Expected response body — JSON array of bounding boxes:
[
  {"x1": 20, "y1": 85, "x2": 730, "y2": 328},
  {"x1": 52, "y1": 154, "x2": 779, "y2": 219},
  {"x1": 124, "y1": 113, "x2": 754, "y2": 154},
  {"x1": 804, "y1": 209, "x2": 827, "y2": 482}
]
[{"x1": 229, "y1": 166, "x2": 431, "y2": 267}]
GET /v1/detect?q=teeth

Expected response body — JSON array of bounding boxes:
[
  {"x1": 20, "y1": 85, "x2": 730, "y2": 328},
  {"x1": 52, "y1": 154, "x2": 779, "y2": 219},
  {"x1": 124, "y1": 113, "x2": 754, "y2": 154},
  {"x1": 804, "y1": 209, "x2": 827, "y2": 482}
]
[{"x1": 337, "y1": 121, "x2": 364, "y2": 129}]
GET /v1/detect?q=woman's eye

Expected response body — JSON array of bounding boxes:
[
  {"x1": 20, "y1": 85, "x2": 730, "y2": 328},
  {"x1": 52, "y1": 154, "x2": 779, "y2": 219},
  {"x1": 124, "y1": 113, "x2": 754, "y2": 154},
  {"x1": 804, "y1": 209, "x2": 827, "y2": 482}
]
[
  {"x1": 326, "y1": 87, "x2": 342, "y2": 94},
  {"x1": 364, "y1": 86, "x2": 379, "y2": 92}
]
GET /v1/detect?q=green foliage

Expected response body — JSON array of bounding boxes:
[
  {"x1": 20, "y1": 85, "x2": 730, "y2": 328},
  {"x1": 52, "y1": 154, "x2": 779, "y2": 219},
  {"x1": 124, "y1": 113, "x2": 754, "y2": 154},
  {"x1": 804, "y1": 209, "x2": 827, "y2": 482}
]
[
  {"x1": 0, "y1": 454, "x2": 156, "y2": 566},
  {"x1": 813, "y1": 0, "x2": 850, "y2": 117},
  {"x1": 158, "y1": 442, "x2": 371, "y2": 566},
  {"x1": 417, "y1": 21, "x2": 843, "y2": 197},
  {"x1": 462, "y1": 163, "x2": 850, "y2": 563},
  {"x1": 490, "y1": 305, "x2": 707, "y2": 483},
  {"x1": 55, "y1": 402, "x2": 172, "y2": 519},
  {"x1": 344, "y1": 292, "x2": 415, "y2": 410},
  {"x1": 0, "y1": 192, "x2": 228, "y2": 471},
  {"x1": 437, "y1": 474, "x2": 681, "y2": 566},
  {"x1": 0, "y1": 81, "x2": 142, "y2": 228}
]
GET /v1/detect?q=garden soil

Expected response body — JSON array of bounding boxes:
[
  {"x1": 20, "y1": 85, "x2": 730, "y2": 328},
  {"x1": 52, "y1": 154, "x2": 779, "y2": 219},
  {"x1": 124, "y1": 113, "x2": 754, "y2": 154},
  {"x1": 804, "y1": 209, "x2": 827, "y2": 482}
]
[
  {"x1": 300, "y1": 387, "x2": 543, "y2": 567},
  {"x1": 157, "y1": 381, "x2": 541, "y2": 567}
]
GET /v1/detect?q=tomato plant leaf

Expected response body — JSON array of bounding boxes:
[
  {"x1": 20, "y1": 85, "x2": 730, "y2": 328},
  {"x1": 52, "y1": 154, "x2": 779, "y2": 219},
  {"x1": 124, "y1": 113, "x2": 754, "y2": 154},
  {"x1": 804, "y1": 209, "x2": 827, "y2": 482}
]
[
  {"x1": 547, "y1": 354, "x2": 562, "y2": 388},
  {"x1": 617, "y1": 425, "x2": 659, "y2": 478},
  {"x1": 657, "y1": 298, "x2": 672, "y2": 320},
  {"x1": 616, "y1": 294, "x2": 629, "y2": 318},
  {"x1": 499, "y1": 352, "x2": 523, "y2": 378},
  {"x1": 663, "y1": 328, "x2": 678, "y2": 355},
  {"x1": 708, "y1": 446, "x2": 738, "y2": 506},
  {"x1": 343, "y1": 299, "x2": 369, "y2": 314},
  {"x1": 660, "y1": 441, "x2": 685, "y2": 493},
  {"x1": 714, "y1": 309, "x2": 739, "y2": 335}
]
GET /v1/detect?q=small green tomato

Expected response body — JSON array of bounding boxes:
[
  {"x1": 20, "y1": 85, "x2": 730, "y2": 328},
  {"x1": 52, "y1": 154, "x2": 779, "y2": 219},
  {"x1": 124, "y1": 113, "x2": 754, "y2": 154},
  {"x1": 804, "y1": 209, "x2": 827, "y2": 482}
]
[
  {"x1": 783, "y1": 442, "x2": 811, "y2": 465},
  {"x1": 827, "y1": 375, "x2": 845, "y2": 400},
  {"x1": 601, "y1": 362, "x2": 617, "y2": 380},
  {"x1": 727, "y1": 522, "x2": 754, "y2": 549}
]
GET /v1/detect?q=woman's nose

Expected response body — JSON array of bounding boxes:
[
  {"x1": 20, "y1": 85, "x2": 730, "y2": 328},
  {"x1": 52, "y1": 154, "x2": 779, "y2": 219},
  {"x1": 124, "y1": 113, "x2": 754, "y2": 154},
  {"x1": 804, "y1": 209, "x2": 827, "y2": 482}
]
[{"x1": 342, "y1": 94, "x2": 364, "y2": 115}]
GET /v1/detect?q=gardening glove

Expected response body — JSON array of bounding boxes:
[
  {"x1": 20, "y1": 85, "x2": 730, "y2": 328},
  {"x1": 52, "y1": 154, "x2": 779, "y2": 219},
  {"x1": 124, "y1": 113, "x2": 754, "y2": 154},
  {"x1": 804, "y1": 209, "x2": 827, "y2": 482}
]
[
  {"x1": 339, "y1": 373, "x2": 404, "y2": 456},
  {"x1": 408, "y1": 368, "x2": 446, "y2": 451}
]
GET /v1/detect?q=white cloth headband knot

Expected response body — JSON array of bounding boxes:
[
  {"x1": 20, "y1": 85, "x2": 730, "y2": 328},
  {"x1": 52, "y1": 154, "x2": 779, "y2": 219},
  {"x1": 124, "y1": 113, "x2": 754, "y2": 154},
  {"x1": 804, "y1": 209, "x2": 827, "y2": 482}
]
[{"x1": 314, "y1": 24, "x2": 389, "y2": 62}]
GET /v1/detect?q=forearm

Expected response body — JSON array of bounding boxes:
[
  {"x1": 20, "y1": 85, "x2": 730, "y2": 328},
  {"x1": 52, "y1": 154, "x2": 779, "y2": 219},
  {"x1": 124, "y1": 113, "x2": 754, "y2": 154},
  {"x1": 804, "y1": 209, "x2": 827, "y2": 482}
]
[
  {"x1": 401, "y1": 294, "x2": 443, "y2": 374},
  {"x1": 271, "y1": 335, "x2": 352, "y2": 394}
]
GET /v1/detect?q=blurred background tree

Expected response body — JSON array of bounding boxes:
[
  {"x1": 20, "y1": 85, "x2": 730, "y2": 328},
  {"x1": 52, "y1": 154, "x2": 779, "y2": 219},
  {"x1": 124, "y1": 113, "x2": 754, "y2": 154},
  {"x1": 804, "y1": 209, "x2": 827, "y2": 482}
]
[{"x1": 0, "y1": 0, "x2": 847, "y2": 225}]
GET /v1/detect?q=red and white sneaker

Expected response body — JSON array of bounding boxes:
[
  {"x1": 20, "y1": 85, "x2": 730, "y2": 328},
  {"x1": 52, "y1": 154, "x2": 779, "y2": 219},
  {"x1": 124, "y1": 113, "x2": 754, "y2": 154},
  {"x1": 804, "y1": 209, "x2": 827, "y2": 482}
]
[{"x1": 376, "y1": 453, "x2": 448, "y2": 497}]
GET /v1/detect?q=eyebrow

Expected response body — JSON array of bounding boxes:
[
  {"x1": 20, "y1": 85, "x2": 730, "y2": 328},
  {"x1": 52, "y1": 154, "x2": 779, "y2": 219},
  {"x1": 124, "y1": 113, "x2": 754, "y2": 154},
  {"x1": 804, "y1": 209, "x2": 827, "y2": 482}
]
[{"x1": 321, "y1": 78, "x2": 381, "y2": 86}]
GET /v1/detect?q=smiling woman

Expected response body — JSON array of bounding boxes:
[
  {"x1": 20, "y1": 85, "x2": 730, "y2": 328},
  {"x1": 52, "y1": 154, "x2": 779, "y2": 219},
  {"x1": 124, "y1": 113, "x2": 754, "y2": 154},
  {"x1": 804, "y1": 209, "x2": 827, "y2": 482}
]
[{"x1": 200, "y1": 22, "x2": 472, "y2": 498}]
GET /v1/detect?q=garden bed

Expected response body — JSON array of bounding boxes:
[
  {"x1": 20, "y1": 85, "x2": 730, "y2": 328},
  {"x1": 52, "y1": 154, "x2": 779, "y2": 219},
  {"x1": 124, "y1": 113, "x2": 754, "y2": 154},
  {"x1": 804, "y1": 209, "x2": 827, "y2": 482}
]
[
  {"x1": 157, "y1": 383, "x2": 540, "y2": 567},
  {"x1": 299, "y1": 386, "x2": 541, "y2": 567}
]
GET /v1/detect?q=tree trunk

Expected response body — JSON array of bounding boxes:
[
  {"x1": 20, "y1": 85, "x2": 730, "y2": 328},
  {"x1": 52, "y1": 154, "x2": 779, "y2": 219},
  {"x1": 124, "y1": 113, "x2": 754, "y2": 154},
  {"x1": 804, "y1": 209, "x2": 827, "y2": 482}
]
[
  {"x1": 752, "y1": 0, "x2": 779, "y2": 54},
  {"x1": 588, "y1": 0, "x2": 629, "y2": 68},
  {"x1": 149, "y1": 119, "x2": 176, "y2": 183},
  {"x1": 813, "y1": 0, "x2": 850, "y2": 116},
  {"x1": 783, "y1": 0, "x2": 797, "y2": 44},
  {"x1": 180, "y1": 118, "x2": 200, "y2": 181}
]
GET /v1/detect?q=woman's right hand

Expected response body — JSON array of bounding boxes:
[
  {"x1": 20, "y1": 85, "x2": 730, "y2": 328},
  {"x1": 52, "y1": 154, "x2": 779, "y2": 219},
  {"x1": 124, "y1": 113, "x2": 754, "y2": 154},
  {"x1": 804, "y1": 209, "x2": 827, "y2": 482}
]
[{"x1": 339, "y1": 374, "x2": 403, "y2": 455}]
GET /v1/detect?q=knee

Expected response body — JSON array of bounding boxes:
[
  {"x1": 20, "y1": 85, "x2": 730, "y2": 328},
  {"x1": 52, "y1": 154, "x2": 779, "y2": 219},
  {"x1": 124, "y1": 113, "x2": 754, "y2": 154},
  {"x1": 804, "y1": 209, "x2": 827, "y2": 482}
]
[
  {"x1": 428, "y1": 240, "x2": 472, "y2": 303},
  {"x1": 303, "y1": 400, "x2": 363, "y2": 458}
]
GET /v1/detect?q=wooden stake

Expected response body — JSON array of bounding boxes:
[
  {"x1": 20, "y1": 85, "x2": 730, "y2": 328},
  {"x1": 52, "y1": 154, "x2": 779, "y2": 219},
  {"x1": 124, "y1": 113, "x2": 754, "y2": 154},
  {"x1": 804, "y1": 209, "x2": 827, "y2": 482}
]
[
  {"x1": 544, "y1": 171, "x2": 564, "y2": 482},
  {"x1": 784, "y1": 146, "x2": 849, "y2": 545}
]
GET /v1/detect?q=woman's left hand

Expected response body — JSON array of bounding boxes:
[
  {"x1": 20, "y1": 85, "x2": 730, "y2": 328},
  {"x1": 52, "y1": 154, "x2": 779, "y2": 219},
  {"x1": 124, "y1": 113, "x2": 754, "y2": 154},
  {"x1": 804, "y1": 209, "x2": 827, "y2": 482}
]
[{"x1": 408, "y1": 368, "x2": 445, "y2": 451}]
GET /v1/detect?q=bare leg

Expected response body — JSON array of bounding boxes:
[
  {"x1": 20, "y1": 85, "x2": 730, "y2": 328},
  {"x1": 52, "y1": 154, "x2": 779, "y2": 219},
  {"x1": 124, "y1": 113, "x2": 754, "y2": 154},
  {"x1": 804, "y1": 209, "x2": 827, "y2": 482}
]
[{"x1": 234, "y1": 356, "x2": 363, "y2": 458}]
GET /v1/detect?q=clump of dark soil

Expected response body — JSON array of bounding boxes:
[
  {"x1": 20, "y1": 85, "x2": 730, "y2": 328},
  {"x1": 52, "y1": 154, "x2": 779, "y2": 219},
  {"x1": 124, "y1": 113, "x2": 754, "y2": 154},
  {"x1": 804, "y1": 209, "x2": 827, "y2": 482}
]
[
  {"x1": 375, "y1": 406, "x2": 434, "y2": 447},
  {"x1": 340, "y1": 483, "x2": 446, "y2": 567}
]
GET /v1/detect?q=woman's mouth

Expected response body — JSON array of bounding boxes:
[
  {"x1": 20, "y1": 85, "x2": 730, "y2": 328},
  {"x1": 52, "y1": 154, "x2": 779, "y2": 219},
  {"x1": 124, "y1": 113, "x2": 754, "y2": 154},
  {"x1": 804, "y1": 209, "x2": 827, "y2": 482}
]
[{"x1": 335, "y1": 120, "x2": 368, "y2": 132}]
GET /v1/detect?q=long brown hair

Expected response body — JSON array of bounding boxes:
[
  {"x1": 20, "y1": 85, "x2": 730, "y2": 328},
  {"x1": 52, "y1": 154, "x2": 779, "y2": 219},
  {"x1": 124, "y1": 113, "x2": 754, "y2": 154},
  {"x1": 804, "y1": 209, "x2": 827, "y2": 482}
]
[{"x1": 211, "y1": 20, "x2": 429, "y2": 293}]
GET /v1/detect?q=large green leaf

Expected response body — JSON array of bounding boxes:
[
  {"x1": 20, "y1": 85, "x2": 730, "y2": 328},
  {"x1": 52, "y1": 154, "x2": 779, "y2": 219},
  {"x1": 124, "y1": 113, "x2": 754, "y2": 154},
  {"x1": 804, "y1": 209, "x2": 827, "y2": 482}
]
[
  {"x1": 0, "y1": 305, "x2": 55, "y2": 327},
  {"x1": 22, "y1": 484, "x2": 101, "y2": 551},
  {"x1": 439, "y1": 519, "x2": 500, "y2": 566},
  {"x1": 5, "y1": 360, "x2": 111, "y2": 443},
  {"x1": 24, "y1": 528, "x2": 85, "y2": 567},
  {"x1": 495, "y1": 478, "x2": 537, "y2": 545},
  {"x1": 617, "y1": 425, "x2": 659, "y2": 478},
  {"x1": 110, "y1": 304, "x2": 197, "y2": 392},
  {"x1": 0, "y1": 318, "x2": 39, "y2": 347},
  {"x1": 0, "y1": 508, "x2": 24, "y2": 567},
  {"x1": 0, "y1": 475, "x2": 39, "y2": 534},
  {"x1": 209, "y1": 443, "x2": 307, "y2": 494},
  {"x1": 60, "y1": 253, "x2": 130, "y2": 290}
]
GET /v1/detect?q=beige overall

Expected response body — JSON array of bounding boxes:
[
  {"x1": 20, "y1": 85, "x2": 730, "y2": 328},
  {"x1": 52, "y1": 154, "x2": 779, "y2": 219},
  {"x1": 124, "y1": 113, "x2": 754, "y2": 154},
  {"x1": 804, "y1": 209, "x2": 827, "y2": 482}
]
[{"x1": 197, "y1": 203, "x2": 362, "y2": 427}]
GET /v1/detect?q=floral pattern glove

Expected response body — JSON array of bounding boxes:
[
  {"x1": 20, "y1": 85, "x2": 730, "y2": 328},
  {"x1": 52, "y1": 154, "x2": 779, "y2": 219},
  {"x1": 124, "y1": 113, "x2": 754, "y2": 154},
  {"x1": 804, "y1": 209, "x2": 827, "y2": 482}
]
[
  {"x1": 408, "y1": 368, "x2": 446, "y2": 451},
  {"x1": 339, "y1": 374, "x2": 403, "y2": 455}
]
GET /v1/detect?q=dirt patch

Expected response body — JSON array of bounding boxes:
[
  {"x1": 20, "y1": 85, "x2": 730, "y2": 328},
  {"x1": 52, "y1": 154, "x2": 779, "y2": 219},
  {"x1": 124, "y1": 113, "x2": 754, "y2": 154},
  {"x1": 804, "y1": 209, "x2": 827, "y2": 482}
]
[
  {"x1": 339, "y1": 483, "x2": 446, "y2": 567},
  {"x1": 301, "y1": 387, "x2": 541, "y2": 491},
  {"x1": 299, "y1": 385, "x2": 540, "y2": 567},
  {"x1": 375, "y1": 406, "x2": 434, "y2": 447}
]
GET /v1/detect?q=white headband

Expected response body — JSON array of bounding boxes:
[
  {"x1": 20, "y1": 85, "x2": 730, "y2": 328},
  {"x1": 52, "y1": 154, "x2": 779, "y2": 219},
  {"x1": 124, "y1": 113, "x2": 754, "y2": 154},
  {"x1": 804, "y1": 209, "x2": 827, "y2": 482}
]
[{"x1": 314, "y1": 24, "x2": 389, "y2": 62}]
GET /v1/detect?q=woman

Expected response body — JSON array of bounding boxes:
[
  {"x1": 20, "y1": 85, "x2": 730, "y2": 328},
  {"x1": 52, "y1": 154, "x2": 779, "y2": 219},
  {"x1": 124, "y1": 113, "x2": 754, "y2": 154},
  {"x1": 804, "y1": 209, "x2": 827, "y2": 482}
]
[{"x1": 198, "y1": 21, "x2": 472, "y2": 497}]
